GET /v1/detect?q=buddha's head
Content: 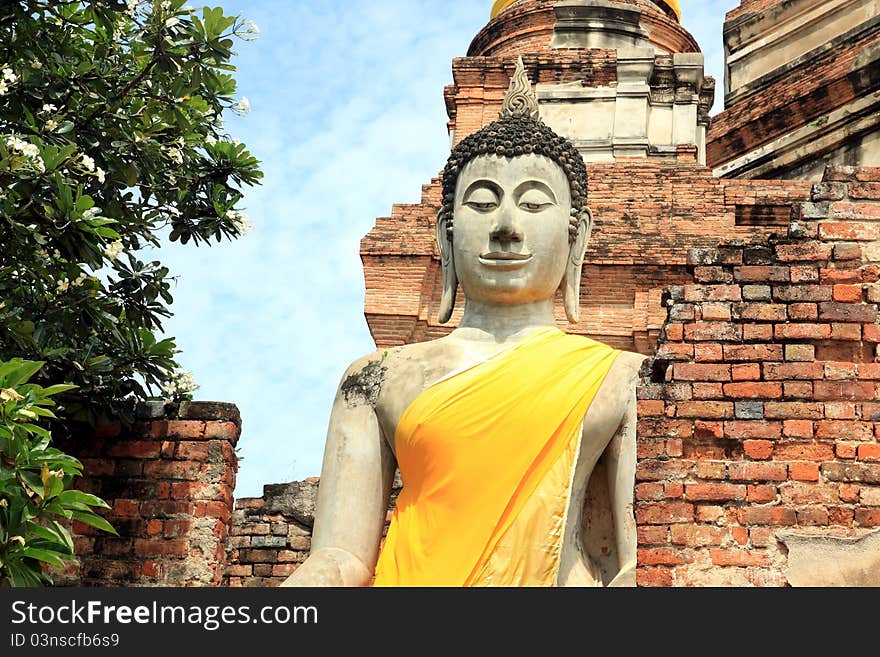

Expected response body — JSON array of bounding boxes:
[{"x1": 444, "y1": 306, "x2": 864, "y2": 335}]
[{"x1": 437, "y1": 57, "x2": 592, "y2": 324}]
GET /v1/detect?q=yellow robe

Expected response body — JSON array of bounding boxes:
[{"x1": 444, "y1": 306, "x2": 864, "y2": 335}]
[{"x1": 373, "y1": 327, "x2": 620, "y2": 587}]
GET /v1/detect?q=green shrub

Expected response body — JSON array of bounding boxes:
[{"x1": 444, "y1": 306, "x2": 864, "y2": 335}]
[{"x1": 0, "y1": 359, "x2": 115, "y2": 587}]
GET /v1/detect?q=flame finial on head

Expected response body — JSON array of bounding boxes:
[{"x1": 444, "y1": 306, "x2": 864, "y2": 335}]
[{"x1": 500, "y1": 56, "x2": 539, "y2": 121}]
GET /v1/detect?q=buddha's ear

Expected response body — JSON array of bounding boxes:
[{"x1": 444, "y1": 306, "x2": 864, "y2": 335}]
[
  {"x1": 436, "y1": 212, "x2": 458, "y2": 324},
  {"x1": 564, "y1": 207, "x2": 593, "y2": 324}
]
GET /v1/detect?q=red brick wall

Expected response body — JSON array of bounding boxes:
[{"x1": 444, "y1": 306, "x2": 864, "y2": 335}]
[
  {"x1": 635, "y1": 166, "x2": 880, "y2": 586},
  {"x1": 55, "y1": 402, "x2": 241, "y2": 587}
]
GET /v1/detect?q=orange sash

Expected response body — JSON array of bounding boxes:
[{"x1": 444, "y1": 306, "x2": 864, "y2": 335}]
[{"x1": 373, "y1": 327, "x2": 620, "y2": 587}]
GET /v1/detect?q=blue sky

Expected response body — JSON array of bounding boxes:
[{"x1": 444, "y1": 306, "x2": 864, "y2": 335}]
[{"x1": 157, "y1": 0, "x2": 741, "y2": 498}]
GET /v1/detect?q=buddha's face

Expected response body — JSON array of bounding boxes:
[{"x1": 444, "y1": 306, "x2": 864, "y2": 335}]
[{"x1": 452, "y1": 153, "x2": 572, "y2": 306}]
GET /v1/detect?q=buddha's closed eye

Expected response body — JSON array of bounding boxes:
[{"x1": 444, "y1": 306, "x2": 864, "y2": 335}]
[
  {"x1": 518, "y1": 188, "x2": 555, "y2": 213},
  {"x1": 463, "y1": 185, "x2": 500, "y2": 212}
]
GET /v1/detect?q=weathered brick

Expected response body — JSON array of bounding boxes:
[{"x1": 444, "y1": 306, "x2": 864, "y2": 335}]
[
  {"x1": 724, "y1": 421, "x2": 782, "y2": 439},
  {"x1": 783, "y1": 420, "x2": 815, "y2": 438},
  {"x1": 748, "y1": 484, "x2": 779, "y2": 503},
  {"x1": 684, "y1": 483, "x2": 747, "y2": 502},
  {"x1": 855, "y1": 509, "x2": 880, "y2": 526},
  {"x1": 166, "y1": 421, "x2": 206, "y2": 439},
  {"x1": 814, "y1": 381, "x2": 875, "y2": 401},
  {"x1": 784, "y1": 344, "x2": 815, "y2": 361},
  {"x1": 857, "y1": 444, "x2": 880, "y2": 462},
  {"x1": 734, "y1": 266, "x2": 789, "y2": 283},
  {"x1": 676, "y1": 402, "x2": 735, "y2": 419},
  {"x1": 743, "y1": 440, "x2": 774, "y2": 460},
  {"x1": 723, "y1": 344, "x2": 783, "y2": 361},
  {"x1": 684, "y1": 285, "x2": 742, "y2": 302},
  {"x1": 774, "y1": 442, "x2": 835, "y2": 461},
  {"x1": 742, "y1": 284, "x2": 772, "y2": 300},
  {"x1": 775, "y1": 323, "x2": 832, "y2": 340},
  {"x1": 710, "y1": 549, "x2": 770, "y2": 567},
  {"x1": 790, "y1": 266, "x2": 819, "y2": 283},
  {"x1": 736, "y1": 303, "x2": 787, "y2": 322},
  {"x1": 638, "y1": 548, "x2": 689, "y2": 566},
  {"x1": 729, "y1": 462, "x2": 787, "y2": 481},
  {"x1": 820, "y1": 221, "x2": 880, "y2": 241},
  {"x1": 822, "y1": 462, "x2": 880, "y2": 484},
  {"x1": 788, "y1": 303, "x2": 819, "y2": 320},
  {"x1": 722, "y1": 382, "x2": 783, "y2": 399},
  {"x1": 674, "y1": 363, "x2": 731, "y2": 382},
  {"x1": 636, "y1": 502, "x2": 695, "y2": 525},
  {"x1": 737, "y1": 507, "x2": 797, "y2": 526},
  {"x1": 684, "y1": 322, "x2": 743, "y2": 342},
  {"x1": 637, "y1": 567, "x2": 672, "y2": 587},
  {"x1": 775, "y1": 243, "x2": 832, "y2": 262},
  {"x1": 818, "y1": 302, "x2": 878, "y2": 323},
  {"x1": 763, "y1": 362, "x2": 824, "y2": 380}
]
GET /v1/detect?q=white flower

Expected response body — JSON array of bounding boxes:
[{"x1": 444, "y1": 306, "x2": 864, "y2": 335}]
[
  {"x1": 53, "y1": 249, "x2": 61, "y2": 259},
  {"x1": 241, "y1": 20, "x2": 260, "y2": 41},
  {"x1": 40, "y1": 103, "x2": 57, "y2": 114},
  {"x1": 95, "y1": 167, "x2": 106, "y2": 183},
  {"x1": 104, "y1": 240, "x2": 124, "y2": 260},
  {"x1": 167, "y1": 206, "x2": 181, "y2": 218},
  {"x1": 21, "y1": 143, "x2": 39, "y2": 159},
  {"x1": 30, "y1": 60, "x2": 42, "y2": 69},
  {"x1": 233, "y1": 96, "x2": 250, "y2": 115},
  {"x1": 0, "y1": 81, "x2": 8, "y2": 96},
  {"x1": 55, "y1": 278, "x2": 70, "y2": 293},
  {"x1": 80, "y1": 154, "x2": 95, "y2": 171},
  {"x1": 82, "y1": 207, "x2": 102, "y2": 220},
  {"x1": 167, "y1": 147, "x2": 183, "y2": 164},
  {"x1": 228, "y1": 209, "x2": 254, "y2": 236},
  {"x1": 232, "y1": 138, "x2": 241, "y2": 146},
  {"x1": 205, "y1": 134, "x2": 216, "y2": 145},
  {"x1": 2, "y1": 68, "x2": 16, "y2": 84},
  {"x1": 45, "y1": 119, "x2": 58, "y2": 132},
  {"x1": 163, "y1": 369, "x2": 199, "y2": 397},
  {"x1": 161, "y1": 1, "x2": 171, "y2": 11},
  {"x1": 34, "y1": 233, "x2": 47, "y2": 245},
  {"x1": 72, "y1": 273, "x2": 88, "y2": 287}
]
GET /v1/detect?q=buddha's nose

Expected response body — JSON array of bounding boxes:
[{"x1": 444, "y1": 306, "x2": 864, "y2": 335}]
[
  {"x1": 490, "y1": 206, "x2": 523, "y2": 244},
  {"x1": 490, "y1": 226, "x2": 524, "y2": 244}
]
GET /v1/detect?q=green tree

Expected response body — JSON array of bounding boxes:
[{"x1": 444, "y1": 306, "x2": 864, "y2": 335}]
[
  {"x1": 0, "y1": 359, "x2": 116, "y2": 587},
  {"x1": 0, "y1": 0, "x2": 262, "y2": 428}
]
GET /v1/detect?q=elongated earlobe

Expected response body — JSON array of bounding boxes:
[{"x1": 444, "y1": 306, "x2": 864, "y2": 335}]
[
  {"x1": 437, "y1": 213, "x2": 458, "y2": 324},
  {"x1": 564, "y1": 208, "x2": 593, "y2": 324}
]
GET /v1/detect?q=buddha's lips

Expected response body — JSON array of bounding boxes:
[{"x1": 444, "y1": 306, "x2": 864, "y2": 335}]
[
  {"x1": 478, "y1": 252, "x2": 533, "y2": 270},
  {"x1": 480, "y1": 251, "x2": 532, "y2": 261}
]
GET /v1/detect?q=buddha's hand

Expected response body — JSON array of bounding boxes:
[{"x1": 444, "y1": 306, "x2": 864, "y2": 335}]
[{"x1": 607, "y1": 561, "x2": 636, "y2": 588}]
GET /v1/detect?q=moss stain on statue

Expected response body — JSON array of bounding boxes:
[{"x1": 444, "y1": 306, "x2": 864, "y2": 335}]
[{"x1": 340, "y1": 360, "x2": 387, "y2": 408}]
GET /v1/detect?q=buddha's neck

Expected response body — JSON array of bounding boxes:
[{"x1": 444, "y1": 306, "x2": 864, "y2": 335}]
[{"x1": 457, "y1": 298, "x2": 557, "y2": 342}]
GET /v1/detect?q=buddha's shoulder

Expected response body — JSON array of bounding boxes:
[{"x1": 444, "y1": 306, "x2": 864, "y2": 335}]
[
  {"x1": 611, "y1": 349, "x2": 648, "y2": 376},
  {"x1": 563, "y1": 333, "x2": 647, "y2": 375},
  {"x1": 338, "y1": 340, "x2": 451, "y2": 385}
]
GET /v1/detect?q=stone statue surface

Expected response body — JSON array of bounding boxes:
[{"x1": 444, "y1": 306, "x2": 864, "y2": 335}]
[{"x1": 282, "y1": 57, "x2": 644, "y2": 587}]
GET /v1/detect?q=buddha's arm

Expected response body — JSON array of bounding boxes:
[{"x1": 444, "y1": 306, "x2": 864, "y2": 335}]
[
  {"x1": 604, "y1": 363, "x2": 639, "y2": 587},
  {"x1": 281, "y1": 367, "x2": 396, "y2": 587}
]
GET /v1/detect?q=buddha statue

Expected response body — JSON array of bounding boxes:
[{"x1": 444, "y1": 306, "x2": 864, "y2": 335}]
[{"x1": 282, "y1": 57, "x2": 645, "y2": 587}]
